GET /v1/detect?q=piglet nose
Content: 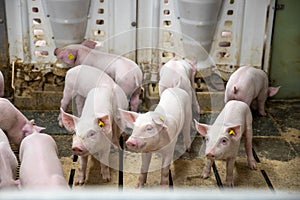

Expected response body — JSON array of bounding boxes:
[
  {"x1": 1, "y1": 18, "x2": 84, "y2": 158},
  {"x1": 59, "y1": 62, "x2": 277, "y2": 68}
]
[
  {"x1": 206, "y1": 152, "x2": 215, "y2": 158},
  {"x1": 126, "y1": 140, "x2": 137, "y2": 148},
  {"x1": 72, "y1": 147, "x2": 83, "y2": 155},
  {"x1": 54, "y1": 48, "x2": 58, "y2": 56}
]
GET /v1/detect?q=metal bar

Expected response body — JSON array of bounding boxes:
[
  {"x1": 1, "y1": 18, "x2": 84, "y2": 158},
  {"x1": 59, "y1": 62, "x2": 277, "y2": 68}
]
[
  {"x1": 212, "y1": 161, "x2": 223, "y2": 189},
  {"x1": 169, "y1": 169, "x2": 173, "y2": 189},
  {"x1": 68, "y1": 169, "x2": 75, "y2": 188},
  {"x1": 252, "y1": 148, "x2": 260, "y2": 163},
  {"x1": 118, "y1": 135, "x2": 124, "y2": 190},
  {"x1": 261, "y1": 170, "x2": 275, "y2": 192},
  {"x1": 252, "y1": 148, "x2": 275, "y2": 192}
]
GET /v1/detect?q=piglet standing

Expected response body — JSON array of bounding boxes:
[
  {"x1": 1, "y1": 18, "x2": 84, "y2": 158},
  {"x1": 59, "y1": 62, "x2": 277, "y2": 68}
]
[
  {"x1": 0, "y1": 128, "x2": 19, "y2": 189},
  {"x1": 119, "y1": 87, "x2": 192, "y2": 187},
  {"x1": 0, "y1": 98, "x2": 45, "y2": 146},
  {"x1": 61, "y1": 86, "x2": 128, "y2": 185},
  {"x1": 159, "y1": 59, "x2": 200, "y2": 114},
  {"x1": 0, "y1": 71, "x2": 4, "y2": 97},
  {"x1": 225, "y1": 66, "x2": 280, "y2": 116},
  {"x1": 54, "y1": 41, "x2": 142, "y2": 111},
  {"x1": 194, "y1": 100, "x2": 257, "y2": 187},
  {"x1": 19, "y1": 121, "x2": 69, "y2": 189}
]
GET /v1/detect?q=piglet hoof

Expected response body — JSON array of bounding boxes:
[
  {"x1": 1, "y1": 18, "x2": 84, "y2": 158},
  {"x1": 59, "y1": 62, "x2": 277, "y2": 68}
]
[
  {"x1": 101, "y1": 167, "x2": 111, "y2": 182},
  {"x1": 259, "y1": 110, "x2": 267, "y2": 116},
  {"x1": 201, "y1": 171, "x2": 210, "y2": 179},
  {"x1": 74, "y1": 178, "x2": 85, "y2": 186},
  {"x1": 135, "y1": 182, "x2": 145, "y2": 189},
  {"x1": 226, "y1": 181, "x2": 234, "y2": 188},
  {"x1": 248, "y1": 161, "x2": 257, "y2": 170},
  {"x1": 74, "y1": 172, "x2": 86, "y2": 186},
  {"x1": 101, "y1": 174, "x2": 111, "y2": 183}
]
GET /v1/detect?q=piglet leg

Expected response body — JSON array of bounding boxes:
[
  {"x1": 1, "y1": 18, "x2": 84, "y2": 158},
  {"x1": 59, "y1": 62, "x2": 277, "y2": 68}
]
[
  {"x1": 137, "y1": 153, "x2": 152, "y2": 188},
  {"x1": 100, "y1": 146, "x2": 111, "y2": 182},
  {"x1": 130, "y1": 87, "x2": 141, "y2": 112},
  {"x1": 244, "y1": 128, "x2": 257, "y2": 170},
  {"x1": 225, "y1": 157, "x2": 236, "y2": 187},
  {"x1": 257, "y1": 91, "x2": 268, "y2": 116},
  {"x1": 75, "y1": 155, "x2": 88, "y2": 185},
  {"x1": 202, "y1": 159, "x2": 213, "y2": 179}
]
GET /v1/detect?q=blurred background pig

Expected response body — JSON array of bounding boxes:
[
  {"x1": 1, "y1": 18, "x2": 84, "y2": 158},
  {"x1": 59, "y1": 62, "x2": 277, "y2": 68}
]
[
  {"x1": 19, "y1": 121, "x2": 69, "y2": 189},
  {"x1": 0, "y1": 128, "x2": 19, "y2": 189},
  {"x1": 54, "y1": 40, "x2": 142, "y2": 111},
  {"x1": 195, "y1": 100, "x2": 257, "y2": 187},
  {"x1": 58, "y1": 65, "x2": 127, "y2": 127},
  {"x1": 159, "y1": 59, "x2": 200, "y2": 115},
  {"x1": 225, "y1": 66, "x2": 280, "y2": 116},
  {"x1": 119, "y1": 88, "x2": 192, "y2": 188},
  {"x1": 0, "y1": 98, "x2": 45, "y2": 146},
  {"x1": 0, "y1": 71, "x2": 4, "y2": 97}
]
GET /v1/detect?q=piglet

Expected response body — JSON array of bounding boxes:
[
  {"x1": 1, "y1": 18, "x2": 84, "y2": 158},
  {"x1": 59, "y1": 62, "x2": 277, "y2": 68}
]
[
  {"x1": 58, "y1": 65, "x2": 128, "y2": 127},
  {"x1": 119, "y1": 87, "x2": 192, "y2": 187},
  {"x1": 19, "y1": 120, "x2": 69, "y2": 189},
  {"x1": 0, "y1": 71, "x2": 4, "y2": 97},
  {"x1": 54, "y1": 41, "x2": 142, "y2": 111},
  {"x1": 225, "y1": 66, "x2": 280, "y2": 116},
  {"x1": 159, "y1": 59, "x2": 200, "y2": 114},
  {"x1": 0, "y1": 98, "x2": 45, "y2": 146},
  {"x1": 194, "y1": 100, "x2": 256, "y2": 187},
  {"x1": 61, "y1": 86, "x2": 128, "y2": 185},
  {"x1": 0, "y1": 128, "x2": 19, "y2": 189}
]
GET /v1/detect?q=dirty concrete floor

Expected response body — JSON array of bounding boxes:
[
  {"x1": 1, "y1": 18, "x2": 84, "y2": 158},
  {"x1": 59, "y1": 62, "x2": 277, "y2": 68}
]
[{"x1": 20, "y1": 100, "x2": 300, "y2": 192}]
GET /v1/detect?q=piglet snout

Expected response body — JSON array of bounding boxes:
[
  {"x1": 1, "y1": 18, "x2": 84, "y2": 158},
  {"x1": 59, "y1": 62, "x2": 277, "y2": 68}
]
[
  {"x1": 72, "y1": 146, "x2": 83, "y2": 155},
  {"x1": 206, "y1": 152, "x2": 215, "y2": 159},
  {"x1": 54, "y1": 48, "x2": 59, "y2": 56},
  {"x1": 126, "y1": 137, "x2": 145, "y2": 150},
  {"x1": 126, "y1": 138, "x2": 138, "y2": 148}
]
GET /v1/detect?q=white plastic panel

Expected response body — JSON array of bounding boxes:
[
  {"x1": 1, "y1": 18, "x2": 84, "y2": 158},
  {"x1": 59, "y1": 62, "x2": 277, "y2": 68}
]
[
  {"x1": 5, "y1": 0, "x2": 26, "y2": 62},
  {"x1": 85, "y1": 0, "x2": 136, "y2": 59},
  {"x1": 176, "y1": 0, "x2": 222, "y2": 61},
  {"x1": 27, "y1": 0, "x2": 57, "y2": 63},
  {"x1": 5, "y1": 0, "x2": 271, "y2": 83},
  {"x1": 239, "y1": 0, "x2": 268, "y2": 67},
  {"x1": 209, "y1": 0, "x2": 269, "y2": 80},
  {"x1": 6, "y1": 0, "x2": 58, "y2": 64}
]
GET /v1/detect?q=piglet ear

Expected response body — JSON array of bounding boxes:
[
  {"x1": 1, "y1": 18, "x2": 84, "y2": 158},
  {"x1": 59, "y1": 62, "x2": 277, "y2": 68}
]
[
  {"x1": 96, "y1": 114, "x2": 111, "y2": 132},
  {"x1": 152, "y1": 112, "x2": 166, "y2": 125},
  {"x1": 268, "y1": 86, "x2": 281, "y2": 97},
  {"x1": 226, "y1": 125, "x2": 242, "y2": 141},
  {"x1": 63, "y1": 49, "x2": 77, "y2": 65},
  {"x1": 22, "y1": 120, "x2": 34, "y2": 136},
  {"x1": 194, "y1": 119, "x2": 210, "y2": 137},
  {"x1": 118, "y1": 109, "x2": 139, "y2": 128},
  {"x1": 60, "y1": 108, "x2": 78, "y2": 132},
  {"x1": 81, "y1": 40, "x2": 97, "y2": 49},
  {"x1": 28, "y1": 119, "x2": 46, "y2": 133},
  {"x1": 33, "y1": 125, "x2": 46, "y2": 133}
]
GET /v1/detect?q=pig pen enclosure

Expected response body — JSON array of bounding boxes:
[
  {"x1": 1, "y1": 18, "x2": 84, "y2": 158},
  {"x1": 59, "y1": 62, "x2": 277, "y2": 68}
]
[{"x1": 0, "y1": 0, "x2": 300, "y2": 198}]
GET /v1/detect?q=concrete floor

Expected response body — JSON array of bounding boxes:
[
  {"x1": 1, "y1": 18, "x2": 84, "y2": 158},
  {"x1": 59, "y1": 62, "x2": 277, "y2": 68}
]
[{"x1": 20, "y1": 100, "x2": 300, "y2": 191}]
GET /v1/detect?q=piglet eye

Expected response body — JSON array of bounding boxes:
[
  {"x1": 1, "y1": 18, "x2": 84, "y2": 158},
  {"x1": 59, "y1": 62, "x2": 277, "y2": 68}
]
[
  {"x1": 146, "y1": 125, "x2": 153, "y2": 132},
  {"x1": 221, "y1": 138, "x2": 228, "y2": 145},
  {"x1": 87, "y1": 131, "x2": 96, "y2": 138},
  {"x1": 204, "y1": 137, "x2": 209, "y2": 143}
]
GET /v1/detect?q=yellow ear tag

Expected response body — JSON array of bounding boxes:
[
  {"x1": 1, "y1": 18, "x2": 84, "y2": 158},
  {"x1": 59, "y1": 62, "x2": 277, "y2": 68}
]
[
  {"x1": 98, "y1": 120, "x2": 105, "y2": 127},
  {"x1": 229, "y1": 129, "x2": 235, "y2": 135},
  {"x1": 158, "y1": 115, "x2": 164, "y2": 122},
  {"x1": 68, "y1": 53, "x2": 75, "y2": 60}
]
